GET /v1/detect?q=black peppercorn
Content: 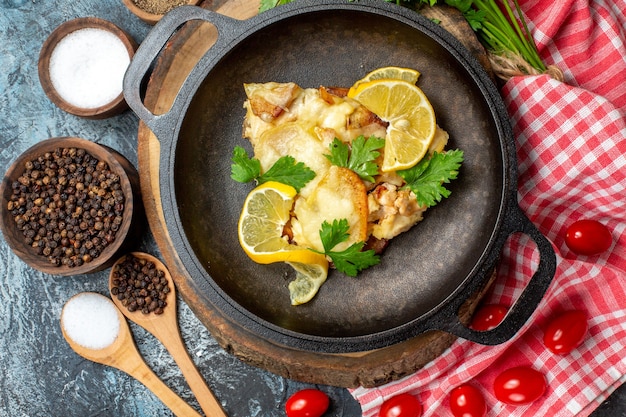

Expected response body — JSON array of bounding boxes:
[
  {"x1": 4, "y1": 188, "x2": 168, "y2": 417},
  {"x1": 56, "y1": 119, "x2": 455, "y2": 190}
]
[
  {"x1": 110, "y1": 254, "x2": 170, "y2": 315},
  {"x1": 7, "y1": 147, "x2": 125, "y2": 268}
]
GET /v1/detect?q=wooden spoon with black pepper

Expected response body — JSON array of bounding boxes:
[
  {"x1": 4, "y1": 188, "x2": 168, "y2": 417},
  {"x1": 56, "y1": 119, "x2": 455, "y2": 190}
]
[{"x1": 109, "y1": 252, "x2": 226, "y2": 417}]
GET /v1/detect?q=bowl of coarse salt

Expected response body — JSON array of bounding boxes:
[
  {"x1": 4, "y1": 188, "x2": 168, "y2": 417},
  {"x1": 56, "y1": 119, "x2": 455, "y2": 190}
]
[{"x1": 38, "y1": 17, "x2": 137, "y2": 119}]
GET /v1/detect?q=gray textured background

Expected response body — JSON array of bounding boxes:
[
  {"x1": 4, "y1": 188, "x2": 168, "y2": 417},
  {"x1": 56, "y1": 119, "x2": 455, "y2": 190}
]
[{"x1": 0, "y1": 0, "x2": 624, "y2": 416}]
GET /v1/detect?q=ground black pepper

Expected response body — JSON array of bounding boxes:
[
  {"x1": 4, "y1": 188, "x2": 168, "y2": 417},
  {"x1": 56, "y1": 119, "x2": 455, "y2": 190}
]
[
  {"x1": 7, "y1": 147, "x2": 125, "y2": 268},
  {"x1": 131, "y1": 0, "x2": 188, "y2": 15},
  {"x1": 110, "y1": 254, "x2": 170, "y2": 315}
]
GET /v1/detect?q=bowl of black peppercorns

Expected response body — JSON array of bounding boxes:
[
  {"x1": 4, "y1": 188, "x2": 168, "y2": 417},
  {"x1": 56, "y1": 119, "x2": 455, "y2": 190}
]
[{"x1": 0, "y1": 137, "x2": 144, "y2": 275}]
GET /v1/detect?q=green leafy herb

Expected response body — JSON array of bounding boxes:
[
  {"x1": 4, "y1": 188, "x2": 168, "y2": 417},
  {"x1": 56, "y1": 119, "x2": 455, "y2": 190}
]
[
  {"x1": 316, "y1": 219, "x2": 380, "y2": 277},
  {"x1": 325, "y1": 135, "x2": 385, "y2": 182},
  {"x1": 230, "y1": 146, "x2": 315, "y2": 193},
  {"x1": 459, "y1": 7, "x2": 487, "y2": 31},
  {"x1": 231, "y1": 146, "x2": 261, "y2": 183},
  {"x1": 261, "y1": 156, "x2": 316, "y2": 191},
  {"x1": 397, "y1": 149, "x2": 464, "y2": 208},
  {"x1": 259, "y1": 0, "x2": 292, "y2": 13},
  {"x1": 444, "y1": 0, "x2": 473, "y2": 12}
]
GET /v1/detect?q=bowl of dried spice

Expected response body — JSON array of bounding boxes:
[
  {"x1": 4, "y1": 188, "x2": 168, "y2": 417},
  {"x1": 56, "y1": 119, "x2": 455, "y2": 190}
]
[
  {"x1": 121, "y1": 0, "x2": 202, "y2": 25},
  {"x1": 38, "y1": 17, "x2": 138, "y2": 119},
  {"x1": 0, "y1": 137, "x2": 144, "y2": 276}
]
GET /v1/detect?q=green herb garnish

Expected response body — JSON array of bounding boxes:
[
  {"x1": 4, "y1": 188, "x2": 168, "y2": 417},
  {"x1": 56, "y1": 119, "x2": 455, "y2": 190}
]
[
  {"x1": 397, "y1": 149, "x2": 464, "y2": 208},
  {"x1": 230, "y1": 146, "x2": 261, "y2": 183},
  {"x1": 315, "y1": 219, "x2": 380, "y2": 277},
  {"x1": 325, "y1": 135, "x2": 385, "y2": 182},
  {"x1": 230, "y1": 146, "x2": 315, "y2": 193},
  {"x1": 259, "y1": 0, "x2": 292, "y2": 12}
]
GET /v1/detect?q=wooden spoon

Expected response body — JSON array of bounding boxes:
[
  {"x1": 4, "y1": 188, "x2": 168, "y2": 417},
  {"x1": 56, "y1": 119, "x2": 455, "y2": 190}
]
[
  {"x1": 61, "y1": 292, "x2": 201, "y2": 417},
  {"x1": 108, "y1": 252, "x2": 226, "y2": 417}
]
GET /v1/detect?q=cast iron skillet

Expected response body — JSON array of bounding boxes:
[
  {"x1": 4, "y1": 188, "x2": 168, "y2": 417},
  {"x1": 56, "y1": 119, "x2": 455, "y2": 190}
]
[{"x1": 124, "y1": 0, "x2": 556, "y2": 353}]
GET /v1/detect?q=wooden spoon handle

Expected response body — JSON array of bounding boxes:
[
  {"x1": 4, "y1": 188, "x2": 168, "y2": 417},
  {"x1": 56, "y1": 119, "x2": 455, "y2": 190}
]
[
  {"x1": 90, "y1": 329, "x2": 203, "y2": 417},
  {"x1": 121, "y1": 356, "x2": 203, "y2": 417},
  {"x1": 160, "y1": 329, "x2": 227, "y2": 417}
]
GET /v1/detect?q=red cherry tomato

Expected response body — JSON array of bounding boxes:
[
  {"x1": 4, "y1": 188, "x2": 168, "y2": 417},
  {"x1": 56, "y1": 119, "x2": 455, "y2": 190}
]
[
  {"x1": 449, "y1": 384, "x2": 486, "y2": 417},
  {"x1": 379, "y1": 393, "x2": 422, "y2": 417},
  {"x1": 565, "y1": 219, "x2": 612, "y2": 256},
  {"x1": 543, "y1": 310, "x2": 588, "y2": 355},
  {"x1": 470, "y1": 304, "x2": 508, "y2": 331},
  {"x1": 285, "y1": 389, "x2": 329, "y2": 417},
  {"x1": 493, "y1": 366, "x2": 546, "y2": 405}
]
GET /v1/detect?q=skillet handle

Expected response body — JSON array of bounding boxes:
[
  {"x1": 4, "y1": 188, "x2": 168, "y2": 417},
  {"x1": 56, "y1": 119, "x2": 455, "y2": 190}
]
[
  {"x1": 123, "y1": 6, "x2": 242, "y2": 136},
  {"x1": 437, "y1": 205, "x2": 557, "y2": 345}
]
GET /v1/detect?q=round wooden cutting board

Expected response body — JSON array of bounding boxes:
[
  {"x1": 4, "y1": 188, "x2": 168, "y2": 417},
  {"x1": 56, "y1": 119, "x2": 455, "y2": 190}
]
[{"x1": 137, "y1": 0, "x2": 495, "y2": 388}]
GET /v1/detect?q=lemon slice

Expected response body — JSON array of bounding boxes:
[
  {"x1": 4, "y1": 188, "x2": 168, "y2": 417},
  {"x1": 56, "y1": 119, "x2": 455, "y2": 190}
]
[
  {"x1": 348, "y1": 79, "x2": 436, "y2": 172},
  {"x1": 287, "y1": 261, "x2": 328, "y2": 305},
  {"x1": 237, "y1": 181, "x2": 328, "y2": 266},
  {"x1": 348, "y1": 66, "x2": 421, "y2": 96}
]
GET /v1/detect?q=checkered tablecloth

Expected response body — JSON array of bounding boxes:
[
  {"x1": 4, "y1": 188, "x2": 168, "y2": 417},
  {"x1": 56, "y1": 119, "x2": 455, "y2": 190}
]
[{"x1": 351, "y1": 0, "x2": 626, "y2": 415}]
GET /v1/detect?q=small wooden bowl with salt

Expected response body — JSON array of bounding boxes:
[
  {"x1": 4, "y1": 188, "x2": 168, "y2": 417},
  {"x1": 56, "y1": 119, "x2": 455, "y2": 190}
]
[
  {"x1": 38, "y1": 17, "x2": 138, "y2": 119},
  {"x1": 121, "y1": 0, "x2": 202, "y2": 25}
]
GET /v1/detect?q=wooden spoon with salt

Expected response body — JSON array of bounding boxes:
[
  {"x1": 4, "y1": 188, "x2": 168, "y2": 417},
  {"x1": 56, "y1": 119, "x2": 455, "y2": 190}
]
[
  {"x1": 108, "y1": 252, "x2": 226, "y2": 417},
  {"x1": 61, "y1": 292, "x2": 201, "y2": 417}
]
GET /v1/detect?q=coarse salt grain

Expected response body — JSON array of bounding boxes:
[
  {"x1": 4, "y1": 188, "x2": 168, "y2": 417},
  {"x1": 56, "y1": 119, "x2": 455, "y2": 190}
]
[
  {"x1": 62, "y1": 292, "x2": 120, "y2": 350},
  {"x1": 49, "y1": 27, "x2": 130, "y2": 109}
]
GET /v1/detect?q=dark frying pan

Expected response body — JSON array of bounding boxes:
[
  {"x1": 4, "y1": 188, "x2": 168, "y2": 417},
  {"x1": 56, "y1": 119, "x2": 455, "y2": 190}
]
[{"x1": 124, "y1": 0, "x2": 556, "y2": 353}]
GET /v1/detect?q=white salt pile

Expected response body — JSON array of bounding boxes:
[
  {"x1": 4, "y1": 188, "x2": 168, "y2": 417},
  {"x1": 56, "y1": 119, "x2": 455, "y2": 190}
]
[
  {"x1": 61, "y1": 292, "x2": 121, "y2": 350},
  {"x1": 49, "y1": 27, "x2": 130, "y2": 109}
]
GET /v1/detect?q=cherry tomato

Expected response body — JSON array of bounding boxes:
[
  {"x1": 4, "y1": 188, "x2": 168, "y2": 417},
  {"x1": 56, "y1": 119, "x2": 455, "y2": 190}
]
[
  {"x1": 449, "y1": 384, "x2": 486, "y2": 417},
  {"x1": 470, "y1": 304, "x2": 508, "y2": 331},
  {"x1": 285, "y1": 389, "x2": 329, "y2": 417},
  {"x1": 493, "y1": 366, "x2": 546, "y2": 405},
  {"x1": 379, "y1": 393, "x2": 422, "y2": 417},
  {"x1": 565, "y1": 219, "x2": 612, "y2": 256},
  {"x1": 543, "y1": 310, "x2": 588, "y2": 355}
]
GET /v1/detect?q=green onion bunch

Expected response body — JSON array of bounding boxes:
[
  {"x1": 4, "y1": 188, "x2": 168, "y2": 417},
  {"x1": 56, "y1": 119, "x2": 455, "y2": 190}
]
[
  {"x1": 262, "y1": 0, "x2": 555, "y2": 80},
  {"x1": 442, "y1": 0, "x2": 548, "y2": 76}
]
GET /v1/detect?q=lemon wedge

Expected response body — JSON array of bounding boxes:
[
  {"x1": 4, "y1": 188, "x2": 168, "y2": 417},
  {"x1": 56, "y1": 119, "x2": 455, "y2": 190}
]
[
  {"x1": 287, "y1": 261, "x2": 328, "y2": 305},
  {"x1": 348, "y1": 66, "x2": 421, "y2": 96},
  {"x1": 237, "y1": 181, "x2": 328, "y2": 266},
  {"x1": 348, "y1": 78, "x2": 436, "y2": 172}
]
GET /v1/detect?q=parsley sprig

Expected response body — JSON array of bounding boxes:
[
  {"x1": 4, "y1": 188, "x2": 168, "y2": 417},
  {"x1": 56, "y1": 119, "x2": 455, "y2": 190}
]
[
  {"x1": 315, "y1": 219, "x2": 380, "y2": 277},
  {"x1": 259, "y1": 0, "x2": 292, "y2": 12},
  {"x1": 230, "y1": 146, "x2": 315, "y2": 193},
  {"x1": 397, "y1": 149, "x2": 464, "y2": 208},
  {"x1": 325, "y1": 135, "x2": 385, "y2": 182}
]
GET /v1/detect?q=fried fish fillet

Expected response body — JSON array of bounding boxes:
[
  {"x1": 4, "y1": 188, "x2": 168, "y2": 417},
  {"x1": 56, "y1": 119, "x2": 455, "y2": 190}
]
[{"x1": 243, "y1": 82, "x2": 449, "y2": 249}]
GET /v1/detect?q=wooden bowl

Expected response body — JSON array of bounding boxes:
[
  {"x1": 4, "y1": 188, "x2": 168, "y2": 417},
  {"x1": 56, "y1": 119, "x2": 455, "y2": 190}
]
[
  {"x1": 0, "y1": 137, "x2": 144, "y2": 276},
  {"x1": 38, "y1": 18, "x2": 138, "y2": 119},
  {"x1": 121, "y1": 0, "x2": 202, "y2": 25}
]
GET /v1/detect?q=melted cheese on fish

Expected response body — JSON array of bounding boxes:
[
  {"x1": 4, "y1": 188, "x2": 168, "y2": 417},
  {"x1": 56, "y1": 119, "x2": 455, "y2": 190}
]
[{"x1": 242, "y1": 82, "x2": 449, "y2": 248}]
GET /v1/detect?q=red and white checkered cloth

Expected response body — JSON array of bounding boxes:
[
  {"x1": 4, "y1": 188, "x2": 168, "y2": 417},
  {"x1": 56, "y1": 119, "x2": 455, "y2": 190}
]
[{"x1": 351, "y1": 0, "x2": 626, "y2": 415}]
